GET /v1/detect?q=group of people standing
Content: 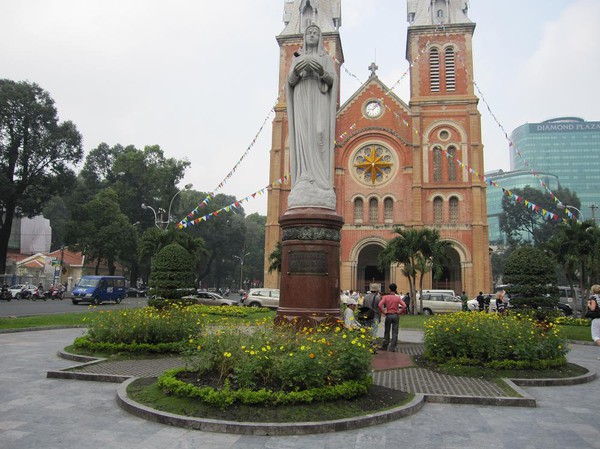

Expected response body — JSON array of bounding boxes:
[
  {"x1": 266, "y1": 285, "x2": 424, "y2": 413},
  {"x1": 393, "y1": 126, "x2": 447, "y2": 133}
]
[{"x1": 343, "y1": 284, "x2": 408, "y2": 352}]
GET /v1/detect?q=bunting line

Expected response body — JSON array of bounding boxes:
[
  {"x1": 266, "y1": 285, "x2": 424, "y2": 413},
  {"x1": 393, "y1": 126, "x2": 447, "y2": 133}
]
[{"x1": 177, "y1": 175, "x2": 290, "y2": 228}]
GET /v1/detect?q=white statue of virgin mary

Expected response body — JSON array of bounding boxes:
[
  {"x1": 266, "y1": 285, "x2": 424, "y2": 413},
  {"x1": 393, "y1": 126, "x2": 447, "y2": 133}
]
[{"x1": 286, "y1": 24, "x2": 338, "y2": 210}]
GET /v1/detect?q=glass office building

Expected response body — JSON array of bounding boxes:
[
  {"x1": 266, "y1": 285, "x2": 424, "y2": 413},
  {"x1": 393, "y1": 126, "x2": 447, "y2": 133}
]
[
  {"x1": 510, "y1": 117, "x2": 600, "y2": 221},
  {"x1": 486, "y1": 169, "x2": 560, "y2": 245}
]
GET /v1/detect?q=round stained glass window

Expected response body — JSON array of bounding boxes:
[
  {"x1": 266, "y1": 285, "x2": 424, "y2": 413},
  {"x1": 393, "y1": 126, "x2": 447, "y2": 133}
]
[{"x1": 352, "y1": 144, "x2": 396, "y2": 186}]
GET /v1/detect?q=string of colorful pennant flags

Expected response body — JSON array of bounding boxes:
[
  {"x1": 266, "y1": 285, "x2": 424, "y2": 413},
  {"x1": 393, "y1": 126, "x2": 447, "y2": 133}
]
[{"x1": 177, "y1": 175, "x2": 289, "y2": 228}]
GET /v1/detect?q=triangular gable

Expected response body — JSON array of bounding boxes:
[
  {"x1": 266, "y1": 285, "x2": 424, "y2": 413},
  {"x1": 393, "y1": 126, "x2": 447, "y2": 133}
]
[
  {"x1": 338, "y1": 75, "x2": 410, "y2": 118},
  {"x1": 22, "y1": 260, "x2": 45, "y2": 269},
  {"x1": 17, "y1": 252, "x2": 49, "y2": 267}
]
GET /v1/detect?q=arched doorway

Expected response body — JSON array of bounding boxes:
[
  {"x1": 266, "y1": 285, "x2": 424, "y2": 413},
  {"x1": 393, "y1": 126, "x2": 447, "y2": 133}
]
[
  {"x1": 431, "y1": 247, "x2": 462, "y2": 293},
  {"x1": 356, "y1": 243, "x2": 387, "y2": 293}
]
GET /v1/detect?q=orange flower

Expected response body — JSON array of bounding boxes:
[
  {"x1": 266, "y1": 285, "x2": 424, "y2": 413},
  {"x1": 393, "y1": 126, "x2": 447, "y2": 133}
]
[{"x1": 309, "y1": 353, "x2": 315, "y2": 359}]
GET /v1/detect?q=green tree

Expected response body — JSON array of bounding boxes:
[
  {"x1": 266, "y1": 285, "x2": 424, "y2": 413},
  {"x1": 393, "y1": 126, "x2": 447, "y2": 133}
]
[
  {"x1": 78, "y1": 143, "x2": 190, "y2": 284},
  {"x1": 137, "y1": 226, "x2": 206, "y2": 285},
  {"x1": 0, "y1": 79, "x2": 83, "y2": 273},
  {"x1": 64, "y1": 188, "x2": 137, "y2": 275},
  {"x1": 242, "y1": 213, "x2": 267, "y2": 288},
  {"x1": 499, "y1": 186, "x2": 580, "y2": 246},
  {"x1": 268, "y1": 241, "x2": 282, "y2": 275},
  {"x1": 148, "y1": 243, "x2": 197, "y2": 301},
  {"x1": 544, "y1": 219, "x2": 600, "y2": 293},
  {"x1": 179, "y1": 192, "x2": 246, "y2": 290},
  {"x1": 503, "y1": 245, "x2": 558, "y2": 316},
  {"x1": 378, "y1": 227, "x2": 453, "y2": 315}
]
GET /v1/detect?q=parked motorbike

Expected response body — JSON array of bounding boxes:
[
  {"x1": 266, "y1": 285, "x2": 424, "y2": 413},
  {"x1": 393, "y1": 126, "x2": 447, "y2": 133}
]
[
  {"x1": 48, "y1": 287, "x2": 65, "y2": 300},
  {"x1": 31, "y1": 287, "x2": 47, "y2": 301},
  {"x1": 1, "y1": 285, "x2": 12, "y2": 302}
]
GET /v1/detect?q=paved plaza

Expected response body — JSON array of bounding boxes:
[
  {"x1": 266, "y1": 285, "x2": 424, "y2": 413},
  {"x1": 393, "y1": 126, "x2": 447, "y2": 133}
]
[{"x1": 2, "y1": 328, "x2": 600, "y2": 448}]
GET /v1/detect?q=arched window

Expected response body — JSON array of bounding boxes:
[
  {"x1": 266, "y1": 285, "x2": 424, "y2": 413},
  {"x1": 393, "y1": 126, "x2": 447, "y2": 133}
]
[
  {"x1": 353, "y1": 198, "x2": 363, "y2": 222},
  {"x1": 445, "y1": 47, "x2": 456, "y2": 91},
  {"x1": 384, "y1": 197, "x2": 394, "y2": 221},
  {"x1": 447, "y1": 146, "x2": 457, "y2": 181},
  {"x1": 429, "y1": 48, "x2": 440, "y2": 92},
  {"x1": 433, "y1": 197, "x2": 443, "y2": 224},
  {"x1": 449, "y1": 196, "x2": 459, "y2": 223},
  {"x1": 433, "y1": 146, "x2": 442, "y2": 182},
  {"x1": 369, "y1": 198, "x2": 378, "y2": 223}
]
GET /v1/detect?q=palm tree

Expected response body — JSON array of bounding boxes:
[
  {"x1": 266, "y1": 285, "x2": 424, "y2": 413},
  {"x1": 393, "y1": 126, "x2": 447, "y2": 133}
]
[
  {"x1": 379, "y1": 227, "x2": 454, "y2": 314},
  {"x1": 268, "y1": 241, "x2": 282, "y2": 274}
]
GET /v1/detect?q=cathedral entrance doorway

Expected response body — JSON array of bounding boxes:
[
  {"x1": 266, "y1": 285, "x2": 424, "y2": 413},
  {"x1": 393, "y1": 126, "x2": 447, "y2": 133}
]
[
  {"x1": 431, "y1": 247, "x2": 462, "y2": 294},
  {"x1": 356, "y1": 243, "x2": 387, "y2": 293}
]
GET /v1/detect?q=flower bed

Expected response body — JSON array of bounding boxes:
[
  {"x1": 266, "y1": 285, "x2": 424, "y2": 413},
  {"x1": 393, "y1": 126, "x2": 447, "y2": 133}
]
[
  {"x1": 158, "y1": 323, "x2": 375, "y2": 408},
  {"x1": 423, "y1": 312, "x2": 568, "y2": 369},
  {"x1": 74, "y1": 304, "x2": 269, "y2": 354}
]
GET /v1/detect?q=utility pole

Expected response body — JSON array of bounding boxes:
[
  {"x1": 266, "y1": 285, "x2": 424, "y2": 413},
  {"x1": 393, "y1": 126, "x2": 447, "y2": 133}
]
[{"x1": 590, "y1": 204, "x2": 598, "y2": 224}]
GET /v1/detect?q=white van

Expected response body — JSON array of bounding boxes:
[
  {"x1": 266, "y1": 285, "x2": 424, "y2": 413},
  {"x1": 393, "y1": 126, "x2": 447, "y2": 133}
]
[
  {"x1": 417, "y1": 289, "x2": 456, "y2": 299},
  {"x1": 416, "y1": 290, "x2": 462, "y2": 315}
]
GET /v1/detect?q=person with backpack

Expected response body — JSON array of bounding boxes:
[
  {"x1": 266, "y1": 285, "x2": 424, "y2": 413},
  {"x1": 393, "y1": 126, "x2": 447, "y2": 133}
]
[{"x1": 359, "y1": 286, "x2": 381, "y2": 335}]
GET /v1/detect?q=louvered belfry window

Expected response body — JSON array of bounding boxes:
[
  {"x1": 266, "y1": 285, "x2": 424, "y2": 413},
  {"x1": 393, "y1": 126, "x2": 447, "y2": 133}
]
[
  {"x1": 430, "y1": 48, "x2": 440, "y2": 92},
  {"x1": 445, "y1": 47, "x2": 456, "y2": 91}
]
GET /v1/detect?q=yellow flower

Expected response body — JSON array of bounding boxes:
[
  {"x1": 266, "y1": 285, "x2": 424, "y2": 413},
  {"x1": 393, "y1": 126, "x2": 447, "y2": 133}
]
[{"x1": 223, "y1": 352, "x2": 232, "y2": 358}]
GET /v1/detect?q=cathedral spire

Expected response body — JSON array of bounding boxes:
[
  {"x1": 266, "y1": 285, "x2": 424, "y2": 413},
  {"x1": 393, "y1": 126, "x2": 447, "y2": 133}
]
[
  {"x1": 281, "y1": 0, "x2": 341, "y2": 36},
  {"x1": 407, "y1": 0, "x2": 471, "y2": 27}
]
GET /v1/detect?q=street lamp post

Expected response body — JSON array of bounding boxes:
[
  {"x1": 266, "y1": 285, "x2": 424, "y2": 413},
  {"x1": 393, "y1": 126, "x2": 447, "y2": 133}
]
[
  {"x1": 233, "y1": 252, "x2": 250, "y2": 292},
  {"x1": 558, "y1": 204, "x2": 585, "y2": 221},
  {"x1": 141, "y1": 183, "x2": 193, "y2": 230}
]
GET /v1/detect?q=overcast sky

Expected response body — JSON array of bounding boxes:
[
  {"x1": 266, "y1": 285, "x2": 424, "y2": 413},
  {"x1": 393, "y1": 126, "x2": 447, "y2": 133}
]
[{"x1": 2, "y1": 0, "x2": 598, "y2": 217}]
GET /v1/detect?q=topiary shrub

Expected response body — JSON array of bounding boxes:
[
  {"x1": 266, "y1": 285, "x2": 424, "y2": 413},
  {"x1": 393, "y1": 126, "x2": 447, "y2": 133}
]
[
  {"x1": 148, "y1": 243, "x2": 196, "y2": 302},
  {"x1": 503, "y1": 245, "x2": 559, "y2": 320}
]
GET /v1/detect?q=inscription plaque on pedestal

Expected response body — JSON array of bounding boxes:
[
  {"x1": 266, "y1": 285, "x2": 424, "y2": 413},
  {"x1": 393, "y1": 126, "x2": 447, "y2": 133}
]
[{"x1": 288, "y1": 250, "x2": 328, "y2": 275}]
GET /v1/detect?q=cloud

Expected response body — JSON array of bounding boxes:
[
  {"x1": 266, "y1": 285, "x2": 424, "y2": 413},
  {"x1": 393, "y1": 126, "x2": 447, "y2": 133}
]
[{"x1": 516, "y1": 0, "x2": 600, "y2": 123}]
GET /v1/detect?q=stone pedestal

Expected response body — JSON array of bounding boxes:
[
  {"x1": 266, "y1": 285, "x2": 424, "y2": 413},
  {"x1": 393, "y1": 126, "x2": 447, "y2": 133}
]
[{"x1": 275, "y1": 207, "x2": 344, "y2": 328}]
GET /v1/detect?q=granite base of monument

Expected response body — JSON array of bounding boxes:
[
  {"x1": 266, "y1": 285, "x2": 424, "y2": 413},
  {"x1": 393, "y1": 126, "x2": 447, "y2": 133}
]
[{"x1": 275, "y1": 207, "x2": 344, "y2": 328}]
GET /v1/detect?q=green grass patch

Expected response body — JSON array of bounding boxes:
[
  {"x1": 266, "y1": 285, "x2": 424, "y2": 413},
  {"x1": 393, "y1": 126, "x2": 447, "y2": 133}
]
[
  {"x1": 558, "y1": 325, "x2": 592, "y2": 342},
  {"x1": 127, "y1": 377, "x2": 413, "y2": 422},
  {"x1": 0, "y1": 312, "x2": 90, "y2": 330},
  {"x1": 417, "y1": 355, "x2": 589, "y2": 380}
]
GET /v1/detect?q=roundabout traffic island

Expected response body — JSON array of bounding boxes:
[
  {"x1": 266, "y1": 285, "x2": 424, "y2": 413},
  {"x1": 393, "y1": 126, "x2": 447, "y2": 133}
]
[{"x1": 116, "y1": 376, "x2": 424, "y2": 435}]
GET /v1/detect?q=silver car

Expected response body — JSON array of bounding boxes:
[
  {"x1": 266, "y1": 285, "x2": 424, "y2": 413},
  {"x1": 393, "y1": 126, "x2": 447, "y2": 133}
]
[
  {"x1": 7, "y1": 284, "x2": 37, "y2": 299},
  {"x1": 240, "y1": 288, "x2": 280, "y2": 308},
  {"x1": 417, "y1": 292, "x2": 463, "y2": 315},
  {"x1": 182, "y1": 291, "x2": 238, "y2": 307}
]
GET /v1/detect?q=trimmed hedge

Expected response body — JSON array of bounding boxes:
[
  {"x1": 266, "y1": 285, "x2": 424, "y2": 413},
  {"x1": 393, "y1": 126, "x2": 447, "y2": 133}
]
[{"x1": 158, "y1": 367, "x2": 372, "y2": 410}]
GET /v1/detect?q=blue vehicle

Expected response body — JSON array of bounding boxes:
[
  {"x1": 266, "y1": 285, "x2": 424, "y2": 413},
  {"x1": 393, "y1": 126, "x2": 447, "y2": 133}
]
[{"x1": 71, "y1": 276, "x2": 127, "y2": 305}]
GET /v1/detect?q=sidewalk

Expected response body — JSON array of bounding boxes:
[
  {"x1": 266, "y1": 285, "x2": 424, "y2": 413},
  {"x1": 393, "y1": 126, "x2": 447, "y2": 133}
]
[{"x1": 2, "y1": 328, "x2": 600, "y2": 448}]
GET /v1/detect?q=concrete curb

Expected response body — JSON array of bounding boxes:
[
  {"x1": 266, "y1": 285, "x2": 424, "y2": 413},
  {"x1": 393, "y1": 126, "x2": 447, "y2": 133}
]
[
  {"x1": 511, "y1": 369, "x2": 597, "y2": 387},
  {"x1": 116, "y1": 377, "x2": 426, "y2": 436},
  {"x1": 425, "y1": 378, "x2": 537, "y2": 407},
  {"x1": 47, "y1": 353, "x2": 130, "y2": 383}
]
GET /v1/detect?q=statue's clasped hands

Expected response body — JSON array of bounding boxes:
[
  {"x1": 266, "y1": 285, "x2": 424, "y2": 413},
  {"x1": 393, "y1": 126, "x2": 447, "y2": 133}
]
[{"x1": 294, "y1": 56, "x2": 324, "y2": 77}]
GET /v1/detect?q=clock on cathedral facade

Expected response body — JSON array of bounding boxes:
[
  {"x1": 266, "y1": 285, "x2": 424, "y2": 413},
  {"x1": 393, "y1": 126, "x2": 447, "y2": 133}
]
[{"x1": 264, "y1": 0, "x2": 491, "y2": 298}]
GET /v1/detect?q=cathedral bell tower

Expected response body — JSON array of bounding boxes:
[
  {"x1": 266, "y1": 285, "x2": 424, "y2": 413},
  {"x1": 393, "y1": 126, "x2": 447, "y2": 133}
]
[
  {"x1": 264, "y1": 0, "x2": 344, "y2": 288},
  {"x1": 406, "y1": 0, "x2": 491, "y2": 295}
]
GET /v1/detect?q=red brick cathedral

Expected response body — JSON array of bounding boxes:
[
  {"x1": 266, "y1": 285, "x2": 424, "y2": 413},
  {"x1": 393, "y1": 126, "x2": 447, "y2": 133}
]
[{"x1": 264, "y1": 0, "x2": 491, "y2": 297}]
